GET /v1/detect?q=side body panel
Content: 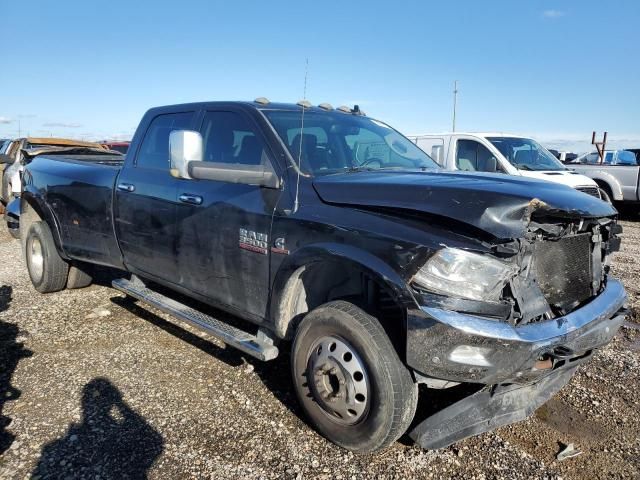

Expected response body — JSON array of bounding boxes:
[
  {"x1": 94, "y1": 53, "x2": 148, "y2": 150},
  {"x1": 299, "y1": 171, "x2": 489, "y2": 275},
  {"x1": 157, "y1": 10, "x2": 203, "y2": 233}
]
[{"x1": 22, "y1": 157, "x2": 124, "y2": 267}]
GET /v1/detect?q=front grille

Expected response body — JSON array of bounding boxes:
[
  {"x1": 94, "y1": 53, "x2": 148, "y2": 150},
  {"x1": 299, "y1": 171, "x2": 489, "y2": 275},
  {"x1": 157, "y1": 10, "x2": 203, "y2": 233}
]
[
  {"x1": 533, "y1": 233, "x2": 593, "y2": 308},
  {"x1": 575, "y1": 186, "x2": 600, "y2": 199}
]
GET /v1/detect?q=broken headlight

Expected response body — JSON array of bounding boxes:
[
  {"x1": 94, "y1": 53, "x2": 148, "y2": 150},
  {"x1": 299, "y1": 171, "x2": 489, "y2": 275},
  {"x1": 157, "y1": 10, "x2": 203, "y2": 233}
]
[{"x1": 412, "y1": 248, "x2": 517, "y2": 302}]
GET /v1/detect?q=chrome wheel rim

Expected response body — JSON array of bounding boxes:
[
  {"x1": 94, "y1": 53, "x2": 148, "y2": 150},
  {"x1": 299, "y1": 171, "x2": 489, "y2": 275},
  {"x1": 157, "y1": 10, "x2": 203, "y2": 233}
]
[
  {"x1": 307, "y1": 336, "x2": 370, "y2": 425},
  {"x1": 29, "y1": 237, "x2": 44, "y2": 283}
]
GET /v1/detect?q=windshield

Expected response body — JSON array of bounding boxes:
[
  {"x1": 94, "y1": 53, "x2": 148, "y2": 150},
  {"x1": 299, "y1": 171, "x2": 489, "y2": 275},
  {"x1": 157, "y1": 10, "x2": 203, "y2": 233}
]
[
  {"x1": 487, "y1": 137, "x2": 566, "y2": 171},
  {"x1": 264, "y1": 110, "x2": 438, "y2": 175}
]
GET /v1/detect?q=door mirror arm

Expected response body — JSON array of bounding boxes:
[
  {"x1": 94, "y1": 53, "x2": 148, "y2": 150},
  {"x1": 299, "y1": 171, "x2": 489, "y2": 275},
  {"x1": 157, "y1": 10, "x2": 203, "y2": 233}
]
[
  {"x1": 188, "y1": 161, "x2": 280, "y2": 189},
  {"x1": 169, "y1": 129, "x2": 281, "y2": 188}
]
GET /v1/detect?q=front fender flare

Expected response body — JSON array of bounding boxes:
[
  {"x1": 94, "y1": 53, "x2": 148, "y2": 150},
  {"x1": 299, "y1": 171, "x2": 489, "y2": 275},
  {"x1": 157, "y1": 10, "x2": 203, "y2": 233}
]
[
  {"x1": 588, "y1": 171, "x2": 624, "y2": 201},
  {"x1": 269, "y1": 242, "x2": 419, "y2": 338}
]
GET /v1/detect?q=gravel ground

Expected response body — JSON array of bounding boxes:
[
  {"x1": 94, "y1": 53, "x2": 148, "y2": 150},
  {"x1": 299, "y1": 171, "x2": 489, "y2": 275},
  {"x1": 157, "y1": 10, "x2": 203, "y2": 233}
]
[{"x1": 0, "y1": 216, "x2": 638, "y2": 479}]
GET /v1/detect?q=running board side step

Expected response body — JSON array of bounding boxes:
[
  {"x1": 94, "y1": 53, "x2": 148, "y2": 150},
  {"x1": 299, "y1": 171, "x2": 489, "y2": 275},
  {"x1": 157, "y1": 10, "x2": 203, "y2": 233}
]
[{"x1": 112, "y1": 278, "x2": 279, "y2": 361}]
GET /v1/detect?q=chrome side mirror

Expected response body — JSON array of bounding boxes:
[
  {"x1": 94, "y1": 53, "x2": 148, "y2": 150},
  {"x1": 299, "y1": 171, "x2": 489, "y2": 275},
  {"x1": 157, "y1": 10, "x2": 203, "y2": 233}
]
[{"x1": 169, "y1": 130, "x2": 203, "y2": 179}]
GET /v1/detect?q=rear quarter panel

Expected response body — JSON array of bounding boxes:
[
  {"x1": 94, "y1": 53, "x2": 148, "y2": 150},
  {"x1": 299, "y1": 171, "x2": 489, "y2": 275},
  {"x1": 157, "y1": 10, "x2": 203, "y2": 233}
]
[{"x1": 24, "y1": 156, "x2": 124, "y2": 267}]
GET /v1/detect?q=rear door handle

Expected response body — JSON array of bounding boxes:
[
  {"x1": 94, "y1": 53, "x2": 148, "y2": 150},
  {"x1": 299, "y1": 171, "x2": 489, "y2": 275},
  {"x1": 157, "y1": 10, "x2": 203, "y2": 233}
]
[
  {"x1": 179, "y1": 193, "x2": 203, "y2": 205},
  {"x1": 117, "y1": 183, "x2": 135, "y2": 192}
]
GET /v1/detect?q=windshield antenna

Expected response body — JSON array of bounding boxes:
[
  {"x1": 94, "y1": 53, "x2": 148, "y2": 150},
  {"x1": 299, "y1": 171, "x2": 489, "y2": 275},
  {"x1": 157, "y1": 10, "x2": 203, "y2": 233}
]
[{"x1": 293, "y1": 58, "x2": 309, "y2": 214}]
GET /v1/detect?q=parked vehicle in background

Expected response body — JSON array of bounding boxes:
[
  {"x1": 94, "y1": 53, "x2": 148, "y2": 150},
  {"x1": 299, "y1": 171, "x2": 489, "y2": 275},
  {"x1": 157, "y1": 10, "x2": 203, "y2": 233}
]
[
  {"x1": 626, "y1": 148, "x2": 640, "y2": 163},
  {"x1": 100, "y1": 140, "x2": 130, "y2": 154},
  {"x1": 11, "y1": 100, "x2": 626, "y2": 453},
  {"x1": 566, "y1": 149, "x2": 640, "y2": 205},
  {"x1": 550, "y1": 150, "x2": 578, "y2": 163},
  {"x1": 0, "y1": 137, "x2": 108, "y2": 206},
  {"x1": 409, "y1": 133, "x2": 604, "y2": 199}
]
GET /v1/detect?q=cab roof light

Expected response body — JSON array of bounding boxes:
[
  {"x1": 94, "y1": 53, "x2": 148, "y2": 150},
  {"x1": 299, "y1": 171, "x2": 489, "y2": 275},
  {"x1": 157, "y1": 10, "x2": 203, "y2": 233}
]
[
  {"x1": 296, "y1": 99, "x2": 312, "y2": 108},
  {"x1": 337, "y1": 104, "x2": 366, "y2": 115},
  {"x1": 318, "y1": 103, "x2": 334, "y2": 111},
  {"x1": 353, "y1": 104, "x2": 366, "y2": 116},
  {"x1": 254, "y1": 97, "x2": 270, "y2": 105}
]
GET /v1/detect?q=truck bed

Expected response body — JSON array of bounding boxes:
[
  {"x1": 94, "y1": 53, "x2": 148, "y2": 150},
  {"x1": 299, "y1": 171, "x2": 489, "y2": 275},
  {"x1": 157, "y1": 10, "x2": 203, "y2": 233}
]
[{"x1": 25, "y1": 154, "x2": 125, "y2": 268}]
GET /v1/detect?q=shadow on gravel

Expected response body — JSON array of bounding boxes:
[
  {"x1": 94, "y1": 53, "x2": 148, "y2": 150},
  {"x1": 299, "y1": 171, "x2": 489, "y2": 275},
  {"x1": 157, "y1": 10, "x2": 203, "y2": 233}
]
[
  {"x1": 617, "y1": 208, "x2": 640, "y2": 221},
  {"x1": 0, "y1": 285, "x2": 33, "y2": 456},
  {"x1": 109, "y1": 295, "x2": 302, "y2": 418},
  {"x1": 32, "y1": 378, "x2": 163, "y2": 479},
  {"x1": 110, "y1": 296, "x2": 244, "y2": 368},
  {"x1": 109, "y1": 294, "x2": 302, "y2": 421}
]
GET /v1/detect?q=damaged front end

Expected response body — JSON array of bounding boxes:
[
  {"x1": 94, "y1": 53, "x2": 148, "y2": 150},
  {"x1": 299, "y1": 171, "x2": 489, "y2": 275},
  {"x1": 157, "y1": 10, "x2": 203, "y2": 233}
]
[{"x1": 406, "y1": 199, "x2": 628, "y2": 449}]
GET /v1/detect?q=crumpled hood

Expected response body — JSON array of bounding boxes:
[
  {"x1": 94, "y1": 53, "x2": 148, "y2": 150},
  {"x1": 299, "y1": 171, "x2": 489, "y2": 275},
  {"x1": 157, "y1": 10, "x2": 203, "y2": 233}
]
[{"x1": 312, "y1": 171, "x2": 616, "y2": 240}]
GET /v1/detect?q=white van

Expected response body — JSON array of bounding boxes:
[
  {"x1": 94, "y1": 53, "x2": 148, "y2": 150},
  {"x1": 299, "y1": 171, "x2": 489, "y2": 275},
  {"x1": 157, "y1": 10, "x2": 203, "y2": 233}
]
[{"x1": 409, "y1": 133, "x2": 603, "y2": 199}]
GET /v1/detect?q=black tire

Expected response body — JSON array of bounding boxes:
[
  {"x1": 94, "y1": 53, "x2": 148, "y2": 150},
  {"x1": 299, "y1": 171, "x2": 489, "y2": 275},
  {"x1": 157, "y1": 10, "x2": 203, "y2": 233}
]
[
  {"x1": 66, "y1": 263, "x2": 93, "y2": 289},
  {"x1": 595, "y1": 183, "x2": 613, "y2": 204},
  {"x1": 291, "y1": 300, "x2": 417, "y2": 453},
  {"x1": 598, "y1": 187, "x2": 612, "y2": 204},
  {"x1": 25, "y1": 221, "x2": 69, "y2": 293},
  {"x1": 1, "y1": 177, "x2": 9, "y2": 206},
  {"x1": 8, "y1": 225, "x2": 19, "y2": 239}
]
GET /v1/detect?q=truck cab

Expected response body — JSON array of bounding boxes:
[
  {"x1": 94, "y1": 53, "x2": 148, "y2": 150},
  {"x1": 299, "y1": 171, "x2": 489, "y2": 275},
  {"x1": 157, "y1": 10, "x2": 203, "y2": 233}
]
[{"x1": 411, "y1": 133, "x2": 603, "y2": 199}]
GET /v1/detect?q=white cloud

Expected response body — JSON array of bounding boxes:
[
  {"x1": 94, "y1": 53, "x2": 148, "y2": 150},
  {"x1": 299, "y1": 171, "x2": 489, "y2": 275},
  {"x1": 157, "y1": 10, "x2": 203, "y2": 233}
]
[
  {"x1": 526, "y1": 132, "x2": 640, "y2": 154},
  {"x1": 104, "y1": 133, "x2": 133, "y2": 141},
  {"x1": 543, "y1": 9, "x2": 565, "y2": 19},
  {"x1": 42, "y1": 122, "x2": 82, "y2": 128},
  {"x1": 0, "y1": 117, "x2": 12, "y2": 124}
]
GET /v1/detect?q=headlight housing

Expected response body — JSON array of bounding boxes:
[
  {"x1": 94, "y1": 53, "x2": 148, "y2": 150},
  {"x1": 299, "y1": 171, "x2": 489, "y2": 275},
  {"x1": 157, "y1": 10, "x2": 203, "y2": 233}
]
[{"x1": 412, "y1": 248, "x2": 518, "y2": 302}]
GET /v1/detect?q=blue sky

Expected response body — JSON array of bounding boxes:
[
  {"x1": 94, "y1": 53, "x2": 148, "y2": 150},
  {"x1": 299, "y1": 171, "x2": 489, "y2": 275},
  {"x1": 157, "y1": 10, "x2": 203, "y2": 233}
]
[{"x1": 1, "y1": 0, "x2": 639, "y2": 152}]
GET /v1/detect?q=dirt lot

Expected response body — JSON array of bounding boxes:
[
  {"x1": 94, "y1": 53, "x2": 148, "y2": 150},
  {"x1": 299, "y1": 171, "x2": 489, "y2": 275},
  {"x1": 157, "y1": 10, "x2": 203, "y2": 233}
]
[{"x1": 0, "y1": 217, "x2": 638, "y2": 480}]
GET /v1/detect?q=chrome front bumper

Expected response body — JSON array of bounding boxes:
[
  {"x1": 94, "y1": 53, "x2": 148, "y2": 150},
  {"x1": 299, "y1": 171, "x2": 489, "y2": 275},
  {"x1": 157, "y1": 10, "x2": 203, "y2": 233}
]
[{"x1": 406, "y1": 279, "x2": 627, "y2": 384}]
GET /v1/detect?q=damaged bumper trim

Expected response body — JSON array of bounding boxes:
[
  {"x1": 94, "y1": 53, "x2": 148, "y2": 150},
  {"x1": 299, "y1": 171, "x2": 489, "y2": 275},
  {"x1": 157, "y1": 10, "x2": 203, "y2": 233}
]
[
  {"x1": 409, "y1": 366, "x2": 577, "y2": 450},
  {"x1": 422, "y1": 278, "x2": 626, "y2": 343},
  {"x1": 407, "y1": 279, "x2": 626, "y2": 384}
]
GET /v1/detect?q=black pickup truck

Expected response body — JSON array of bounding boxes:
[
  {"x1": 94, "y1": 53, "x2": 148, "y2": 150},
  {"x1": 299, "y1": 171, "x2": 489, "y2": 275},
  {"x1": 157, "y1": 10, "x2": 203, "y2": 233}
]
[{"x1": 15, "y1": 100, "x2": 627, "y2": 453}]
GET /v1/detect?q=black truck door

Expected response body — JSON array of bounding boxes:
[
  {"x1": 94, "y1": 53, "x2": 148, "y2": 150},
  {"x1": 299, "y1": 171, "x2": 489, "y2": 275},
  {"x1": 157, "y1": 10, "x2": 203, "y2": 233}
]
[
  {"x1": 115, "y1": 111, "x2": 196, "y2": 281},
  {"x1": 175, "y1": 109, "x2": 281, "y2": 320}
]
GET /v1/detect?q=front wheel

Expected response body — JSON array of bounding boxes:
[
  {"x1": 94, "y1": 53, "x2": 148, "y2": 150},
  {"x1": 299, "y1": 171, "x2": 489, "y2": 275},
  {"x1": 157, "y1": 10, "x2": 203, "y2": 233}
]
[{"x1": 291, "y1": 301, "x2": 417, "y2": 453}]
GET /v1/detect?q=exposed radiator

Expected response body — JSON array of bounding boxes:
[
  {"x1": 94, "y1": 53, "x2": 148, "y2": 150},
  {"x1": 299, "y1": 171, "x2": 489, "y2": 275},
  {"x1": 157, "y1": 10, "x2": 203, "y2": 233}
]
[{"x1": 533, "y1": 233, "x2": 594, "y2": 308}]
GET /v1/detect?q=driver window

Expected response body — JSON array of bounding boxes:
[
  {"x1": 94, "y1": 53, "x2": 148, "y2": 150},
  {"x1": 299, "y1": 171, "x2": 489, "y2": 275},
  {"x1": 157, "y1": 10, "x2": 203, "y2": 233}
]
[
  {"x1": 456, "y1": 140, "x2": 500, "y2": 173},
  {"x1": 200, "y1": 111, "x2": 269, "y2": 166}
]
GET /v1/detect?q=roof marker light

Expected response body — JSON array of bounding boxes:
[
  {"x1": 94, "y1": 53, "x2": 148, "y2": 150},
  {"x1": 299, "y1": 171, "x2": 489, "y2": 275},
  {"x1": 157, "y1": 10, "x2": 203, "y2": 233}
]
[
  {"x1": 297, "y1": 99, "x2": 312, "y2": 108},
  {"x1": 254, "y1": 97, "x2": 270, "y2": 105},
  {"x1": 337, "y1": 105, "x2": 351, "y2": 113},
  {"x1": 318, "y1": 103, "x2": 334, "y2": 111}
]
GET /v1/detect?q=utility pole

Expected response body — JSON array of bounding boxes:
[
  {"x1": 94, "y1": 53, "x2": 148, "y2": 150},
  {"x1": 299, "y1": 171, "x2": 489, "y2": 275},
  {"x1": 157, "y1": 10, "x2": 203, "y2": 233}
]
[
  {"x1": 452, "y1": 80, "x2": 458, "y2": 132},
  {"x1": 591, "y1": 131, "x2": 607, "y2": 163}
]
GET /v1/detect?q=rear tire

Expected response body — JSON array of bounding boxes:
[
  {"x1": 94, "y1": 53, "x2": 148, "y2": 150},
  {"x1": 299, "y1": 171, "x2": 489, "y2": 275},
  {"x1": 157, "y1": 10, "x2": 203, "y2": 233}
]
[
  {"x1": 66, "y1": 263, "x2": 93, "y2": 289},
  {"x1": 25, "y1": 221, "x2": 69, "y2": 293},
  {"x1": 291, "y1": 300, "x2": 417, "y2": 453}
]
